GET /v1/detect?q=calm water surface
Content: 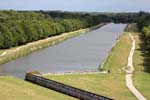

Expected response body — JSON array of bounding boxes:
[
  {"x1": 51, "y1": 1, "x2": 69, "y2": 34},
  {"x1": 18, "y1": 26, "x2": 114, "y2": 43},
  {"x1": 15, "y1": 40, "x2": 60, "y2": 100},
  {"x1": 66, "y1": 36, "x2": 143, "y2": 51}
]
[{"x1": 0, "y1": 23, "x2": 126, "y2": 78}]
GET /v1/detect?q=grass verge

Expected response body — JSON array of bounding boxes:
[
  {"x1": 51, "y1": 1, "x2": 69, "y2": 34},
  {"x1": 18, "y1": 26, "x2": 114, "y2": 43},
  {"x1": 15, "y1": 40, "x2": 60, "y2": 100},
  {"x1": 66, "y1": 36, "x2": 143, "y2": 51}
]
[
  {"x1": 101, "y1": 32, "x2": 132, "y2": 72},
  {"x1": 0, "y1": 76, "x2": 76, "y2": 100},
  {"x1": 133, "y1": 33, "x2": 150, "y2": 99}
]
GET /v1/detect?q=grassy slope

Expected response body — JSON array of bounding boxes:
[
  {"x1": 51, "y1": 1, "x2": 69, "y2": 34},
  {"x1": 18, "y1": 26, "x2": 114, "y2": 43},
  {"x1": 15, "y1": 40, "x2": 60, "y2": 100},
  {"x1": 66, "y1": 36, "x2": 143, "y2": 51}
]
[
  {"x1": 0, "y1": 24, "x2": 104, "y2": 64},
  {"x1": 133, "y1": 33, "x2": 150, "y2": 99},
  {"x1": 45, "y1": 32, "x2": 137, "y2": 100},
  {"x1": 0, "y1": 76, "x2": 76, "y2": 100},
  {"x1": 102, "y1": 32, "x2": 132, "y2": 72}
]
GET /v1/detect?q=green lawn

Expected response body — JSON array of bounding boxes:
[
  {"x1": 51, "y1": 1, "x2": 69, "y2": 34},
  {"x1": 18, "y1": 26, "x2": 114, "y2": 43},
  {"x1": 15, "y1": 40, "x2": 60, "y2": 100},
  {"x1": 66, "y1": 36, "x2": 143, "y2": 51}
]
[
  {"x1": 133, "y1": 72, "x2": 150, "y2": 99},
  {"x1": 45, "y1": 73, "x2": 136, "y2": 100},
  {"x1": 45, "y1": 32, "x2": 137, "y2": 100},
  {"x1": 0, "y1": 76, "x2": 76, "y2": 100},
  {"x1": 133, "y1": 33, "x2": 150, "y2": 99}
]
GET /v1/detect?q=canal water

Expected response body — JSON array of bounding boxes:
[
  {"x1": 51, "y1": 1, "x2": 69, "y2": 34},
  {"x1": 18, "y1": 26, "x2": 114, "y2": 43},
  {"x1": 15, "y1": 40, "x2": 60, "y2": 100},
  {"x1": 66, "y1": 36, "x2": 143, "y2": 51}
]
[{"x1": 0, "y1": 23, "x2": 126, "y2": 78}]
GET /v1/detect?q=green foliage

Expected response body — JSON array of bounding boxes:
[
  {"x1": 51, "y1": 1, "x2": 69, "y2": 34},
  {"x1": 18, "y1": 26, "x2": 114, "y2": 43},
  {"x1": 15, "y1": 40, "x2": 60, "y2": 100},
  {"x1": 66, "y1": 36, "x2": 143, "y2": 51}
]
[
  {"x1": 111, "y1": 13, "x2": 138, "y2": 23},
  {"x1": 142, "y1": 26, "x2": 150, "y2": 48},
  {"x1": 136, "y1": 12, "x2": 150, "y2": 48},
  {"x1": 0, "y1": 10, "x2": 104, "y2": 49},
  {"x1": 2, "y1": 10, "x2": 149, "y2": 49}
]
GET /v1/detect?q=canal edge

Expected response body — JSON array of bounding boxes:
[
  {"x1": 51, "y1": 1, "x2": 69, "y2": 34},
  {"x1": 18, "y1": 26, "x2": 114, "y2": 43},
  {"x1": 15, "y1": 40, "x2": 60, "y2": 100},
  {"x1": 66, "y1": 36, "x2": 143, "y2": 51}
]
[{"x1": 0, "y1": 23, "x2": 106, "y2": 65}]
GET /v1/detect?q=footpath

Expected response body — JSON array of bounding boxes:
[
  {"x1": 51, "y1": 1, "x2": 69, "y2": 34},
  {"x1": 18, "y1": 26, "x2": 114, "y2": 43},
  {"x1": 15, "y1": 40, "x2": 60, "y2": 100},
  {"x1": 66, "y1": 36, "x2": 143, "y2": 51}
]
[{"x1": 123, "y1": 34, "x2": 147, "y2": 100}]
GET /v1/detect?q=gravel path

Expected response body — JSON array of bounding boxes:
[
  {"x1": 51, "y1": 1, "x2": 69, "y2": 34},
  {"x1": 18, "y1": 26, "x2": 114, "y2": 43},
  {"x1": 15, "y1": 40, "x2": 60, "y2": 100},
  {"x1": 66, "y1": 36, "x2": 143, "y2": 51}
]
[{"x1": 124, "y1": 34, "x2": 147, "y2": 100}]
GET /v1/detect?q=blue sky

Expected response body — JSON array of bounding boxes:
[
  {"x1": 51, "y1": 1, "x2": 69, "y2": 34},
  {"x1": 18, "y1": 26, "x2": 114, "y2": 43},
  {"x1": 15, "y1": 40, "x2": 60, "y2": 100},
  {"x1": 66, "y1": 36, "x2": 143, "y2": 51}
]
[{"x1": 0, "y1": 0, "x2": 150, "y2": 12}]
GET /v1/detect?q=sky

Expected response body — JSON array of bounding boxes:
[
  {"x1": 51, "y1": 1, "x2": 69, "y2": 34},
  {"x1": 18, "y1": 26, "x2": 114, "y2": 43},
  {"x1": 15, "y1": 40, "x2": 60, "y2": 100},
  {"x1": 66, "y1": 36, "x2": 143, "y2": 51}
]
[{"x1": 0, "y1": 0, "x2": 150, "y2": 12}]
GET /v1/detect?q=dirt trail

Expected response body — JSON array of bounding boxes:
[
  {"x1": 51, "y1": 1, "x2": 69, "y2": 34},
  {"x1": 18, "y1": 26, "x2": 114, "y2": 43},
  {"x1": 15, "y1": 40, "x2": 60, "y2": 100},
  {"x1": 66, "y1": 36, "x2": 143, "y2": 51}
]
[{"x1": 123, "y1": 34, "x2": 147, "y2": 100}]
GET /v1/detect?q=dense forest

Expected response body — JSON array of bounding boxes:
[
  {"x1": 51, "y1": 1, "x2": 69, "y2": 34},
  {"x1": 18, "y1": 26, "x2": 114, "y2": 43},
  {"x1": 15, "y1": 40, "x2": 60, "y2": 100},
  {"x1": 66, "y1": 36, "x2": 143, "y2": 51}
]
[
  {"x1": 0, "y1": 10, "x2": 110, "y2": 49},
  {"x1": 0, "y1": 10, "x2": 150, "y2": 49}
]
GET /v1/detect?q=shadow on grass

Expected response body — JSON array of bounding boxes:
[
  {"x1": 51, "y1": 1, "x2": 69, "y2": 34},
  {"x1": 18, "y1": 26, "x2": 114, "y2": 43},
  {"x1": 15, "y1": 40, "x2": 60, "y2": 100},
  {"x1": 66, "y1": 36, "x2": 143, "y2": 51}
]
[{"x1": 137, "y1": 34, "x2": 150, "y2": 73}]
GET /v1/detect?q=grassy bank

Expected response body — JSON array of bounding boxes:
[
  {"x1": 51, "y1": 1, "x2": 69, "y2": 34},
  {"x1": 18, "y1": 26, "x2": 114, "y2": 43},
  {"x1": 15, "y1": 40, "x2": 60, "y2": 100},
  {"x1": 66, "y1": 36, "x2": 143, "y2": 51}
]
[
  {"x1": 0, "y1": 76, "x2": 76, "y2": 100},
  {"x1": 133, "y1": 33, "x2": 150, "y2": 99},
  {"x1": 0, "y1": 23, "x2": 105, "y2": 64},
  {"x1": 101, "y1": 32, "x2": 132, "y2": 72},
  {"x1": 44, "y1": 32, "x2": 137, "y2": 100}
]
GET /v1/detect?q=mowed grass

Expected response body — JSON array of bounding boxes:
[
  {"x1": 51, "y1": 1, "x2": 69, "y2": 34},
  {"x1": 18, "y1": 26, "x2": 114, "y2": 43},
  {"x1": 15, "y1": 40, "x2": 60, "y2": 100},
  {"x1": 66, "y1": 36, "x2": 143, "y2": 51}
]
[
  {"x1": 0, "y1": 76, "x2": 76, "y2": 100},
  {"x1": 133, "y1": 72, "x2": 150, "y2": 99},
  {"x1": 133, "y1": 33, "x2": 150, "y2": 99},
  {"x1": 102, "y1": 32, "x2": 132, "y2": 72},
  {"x1": 46, "y1": 74, "x2": 136, "y2": 100},
  {"x1": 45, "y1": 32, "x2": 137, "y2": 100}
]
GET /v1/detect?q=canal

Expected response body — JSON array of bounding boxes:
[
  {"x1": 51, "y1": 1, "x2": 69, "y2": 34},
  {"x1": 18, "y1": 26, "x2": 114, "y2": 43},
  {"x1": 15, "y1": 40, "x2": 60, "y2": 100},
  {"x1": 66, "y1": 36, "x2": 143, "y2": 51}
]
[{"x1": 0, "y1": 23, "x2": 126, "y2": 78}]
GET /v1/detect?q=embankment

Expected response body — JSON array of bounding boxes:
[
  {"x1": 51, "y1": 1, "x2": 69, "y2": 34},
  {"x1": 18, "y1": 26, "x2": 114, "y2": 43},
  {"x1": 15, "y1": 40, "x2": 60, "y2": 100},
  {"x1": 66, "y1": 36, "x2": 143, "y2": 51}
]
[
  {"x1": 100, "y1": 25, "x2": 128, "y2": 71},
  {"x1": 99, "y1": 32, "x2": 132, "y2": 73},
  {"x1": 100, "y1": 35, "x2": 120, "y2": 71},
  {"x1": 0, "y1": 23, "x2": 105, "y2": 64}
]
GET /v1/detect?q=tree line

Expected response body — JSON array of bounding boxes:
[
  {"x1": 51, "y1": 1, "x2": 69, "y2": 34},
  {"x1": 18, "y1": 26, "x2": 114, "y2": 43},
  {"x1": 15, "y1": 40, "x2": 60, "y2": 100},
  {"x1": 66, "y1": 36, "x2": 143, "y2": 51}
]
[
  {"x1": 0, "y1": 10, "x2": 110, "y2": 49},
  {"x1": 0, "y1": 10, "x2": 149, "y2": 49},
  {"x1": 137, "y1": 12, "x2": 150, "y2": 48}
]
